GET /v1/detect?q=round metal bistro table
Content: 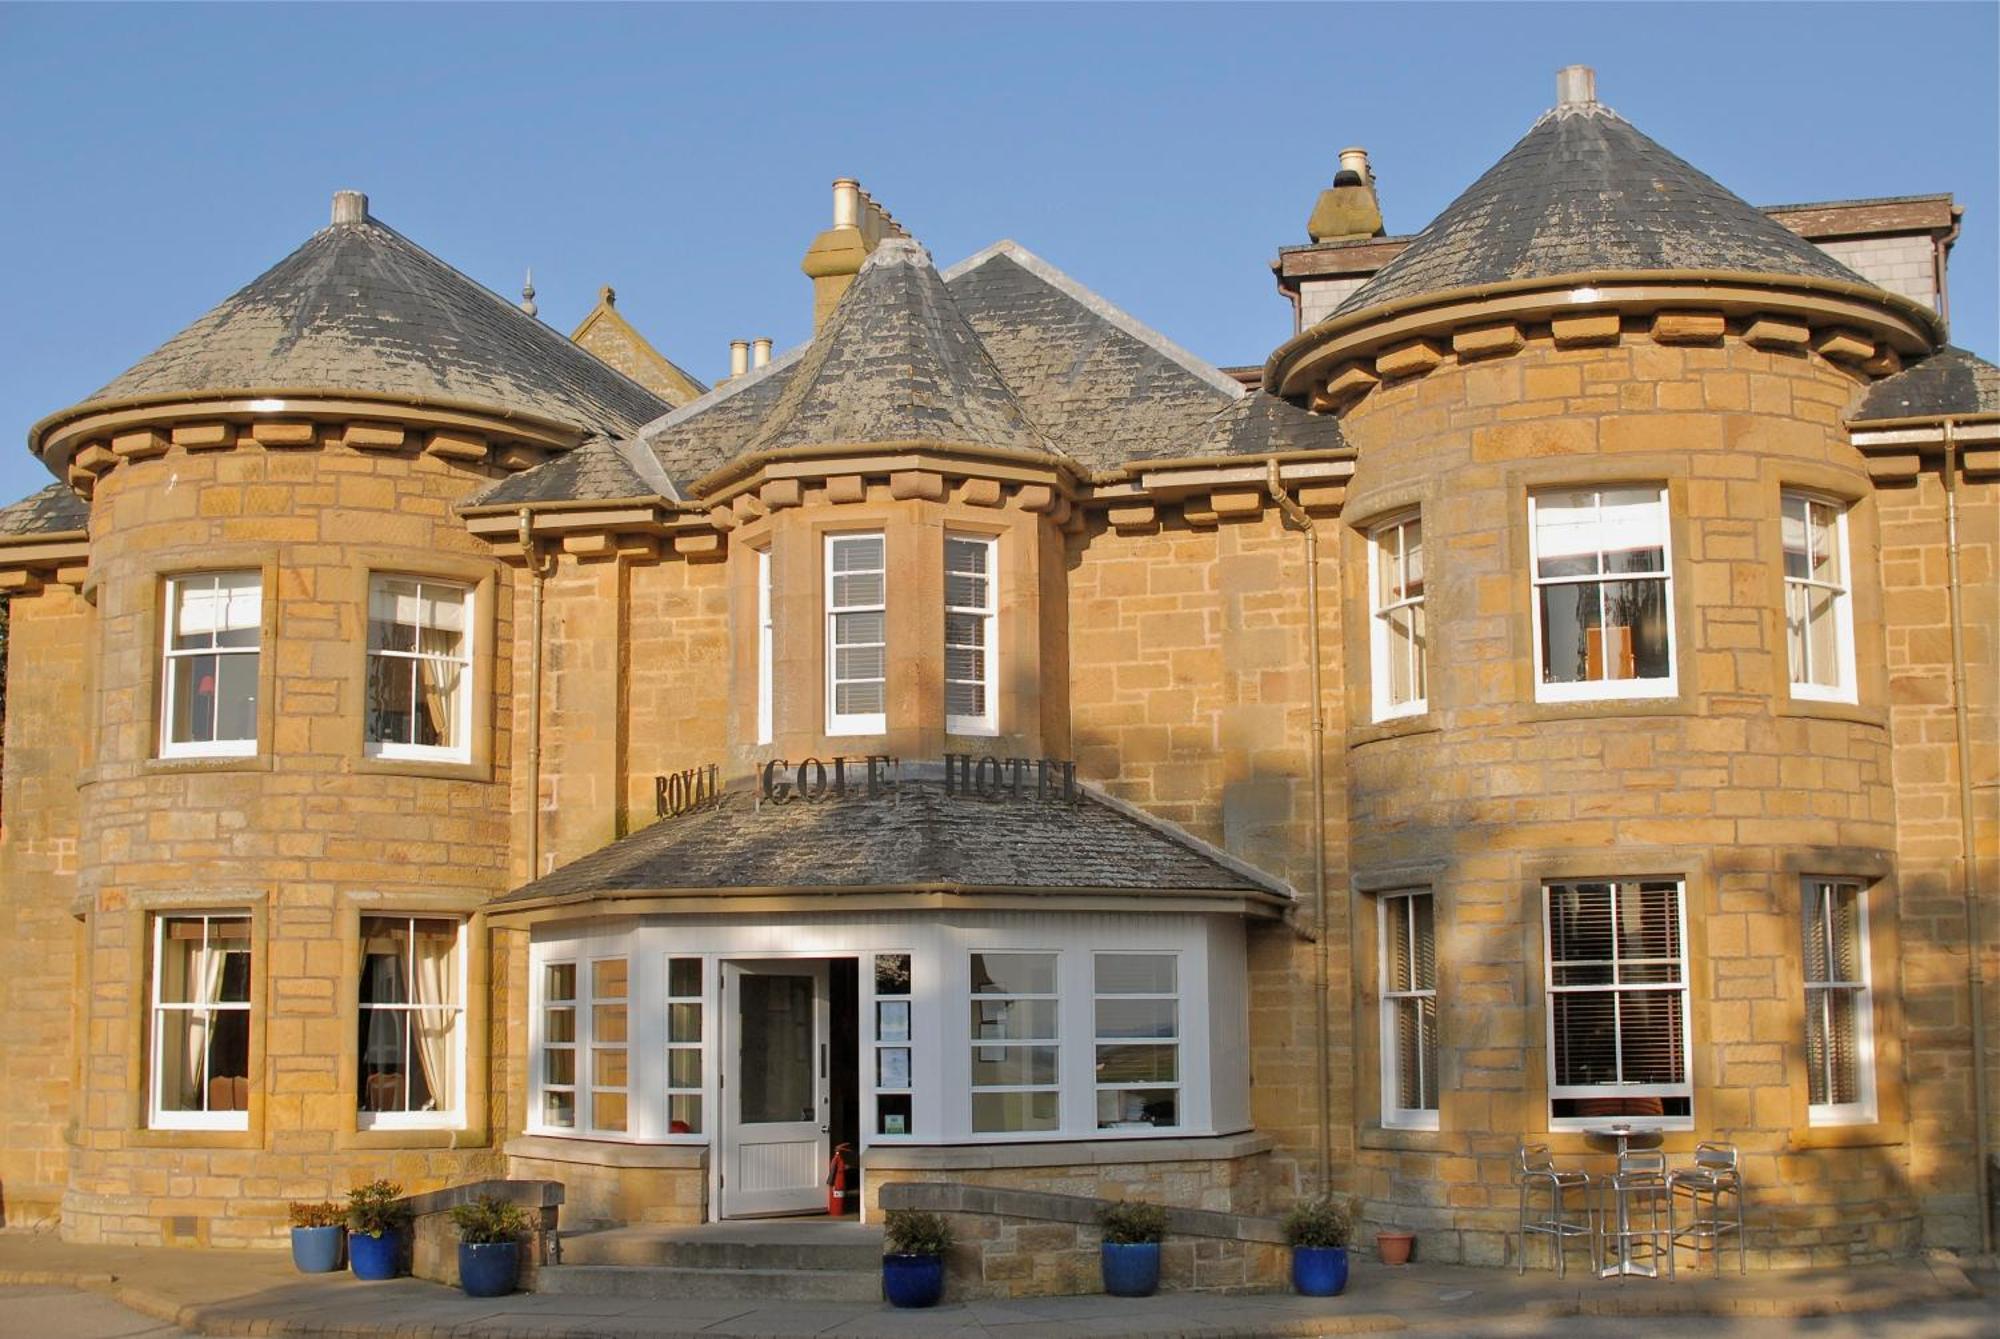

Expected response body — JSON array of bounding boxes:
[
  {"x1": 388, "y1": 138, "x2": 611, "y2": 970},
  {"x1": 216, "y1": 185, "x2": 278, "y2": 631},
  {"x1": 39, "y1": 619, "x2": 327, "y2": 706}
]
[{"x1": 1586, "y1": 1124, "x2": 1665, "y2": 1277}]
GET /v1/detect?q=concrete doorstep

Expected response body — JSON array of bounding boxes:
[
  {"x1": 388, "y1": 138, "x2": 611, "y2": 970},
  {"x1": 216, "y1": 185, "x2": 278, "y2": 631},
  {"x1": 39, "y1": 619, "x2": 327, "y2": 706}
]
[{"x1": 0, "y1": 1232, "x2": 1983, "y2": 1339}]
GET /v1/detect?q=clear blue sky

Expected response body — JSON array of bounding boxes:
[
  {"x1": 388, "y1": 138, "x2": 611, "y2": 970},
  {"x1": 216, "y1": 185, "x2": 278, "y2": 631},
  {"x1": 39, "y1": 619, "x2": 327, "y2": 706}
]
[{"x1": 2, "y1": 2, "x2": 1994, "y2": 505}]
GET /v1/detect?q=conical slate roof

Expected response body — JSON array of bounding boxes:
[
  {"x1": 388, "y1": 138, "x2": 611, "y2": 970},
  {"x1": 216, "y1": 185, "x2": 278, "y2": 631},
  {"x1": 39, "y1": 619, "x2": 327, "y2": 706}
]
[
  {"x1": 79, "y1": 200, "x2": 670, "y2": 437},
  {"x1": 739, "y1": 238, "x2": 1048, "y2": 458},
  {"x1": 1334, "y1": 95, "x2": 1869, "y2": 318}
]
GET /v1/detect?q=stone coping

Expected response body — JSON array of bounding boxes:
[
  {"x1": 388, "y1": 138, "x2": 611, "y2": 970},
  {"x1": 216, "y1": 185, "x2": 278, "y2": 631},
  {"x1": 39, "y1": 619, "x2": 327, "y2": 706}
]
[
  {"x1": 863, "y1": 1130, "x2": 1272, "y2": 1170},
  {"x1": 879, "y1": 1181, "x2": 1288, "y2": 1246},
  {"x1": 504, "y1": 1134, "x2": 707, "y2": 1170},
  {"x1": 397, "y1": 1177, "x2": 564, "y2": 1218}
]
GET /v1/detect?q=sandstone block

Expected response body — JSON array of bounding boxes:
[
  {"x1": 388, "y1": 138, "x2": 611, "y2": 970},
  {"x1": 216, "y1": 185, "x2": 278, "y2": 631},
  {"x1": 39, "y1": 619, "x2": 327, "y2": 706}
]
[
  {"x1": 1375, "y1": 338, "x2": 1445, "y2": 381},
  {"x1": 956, "y1": 477, "x2": 1003, "y2": 507},
  {"x1": 251, "y1": 420, "x2": 318, "y2": 448},
  {"x1": 73, "y1": 443, "x2": 117, "y2": 474},
  {"x1": 759, "y1": 479, "x2": 802, "y2": 510},
  {"x1": 1743, "y1": 316, "x2": 1810, "y2": 350},
  {"x1": 110, "y1": 429, "x2": 168, "y2": 460},
  {"x1": 1811, "y1": 328, "x2": 1875, "y2": 363},
  {"x1": 1313, "y1": 361, "x2": 1378, "y2": 411},
  {"x1": 493, "y1": 443, "x2": 543, "y2": 471},
  {"x1": 889, "y1": 471, "x2": 945, "y2": 501},
  {"x1": 1550, "y1": 312, "x2": 1621, "y2": 347},
  {"x1": 1108, "y1": 504, "x2": 1157, "y2": 533},
  {"x1": 342, "y1": 421, "x2": 406, "y2": 451},
  {"x1": 825, "y1": 474, "x2": 865, "y2": 504},
  {"x1": 424, "y1": 429, "x2": 487, "y2": 461},
  {"x1": 1452, "y1": 323, "x2": 1524, "y2": 360},
  {"x1": 1652, "y1": 311, "x2": 1726, "y2": 345},
  {"x1": 171, "y1": 422, "x2": 237, "y2": 450}
]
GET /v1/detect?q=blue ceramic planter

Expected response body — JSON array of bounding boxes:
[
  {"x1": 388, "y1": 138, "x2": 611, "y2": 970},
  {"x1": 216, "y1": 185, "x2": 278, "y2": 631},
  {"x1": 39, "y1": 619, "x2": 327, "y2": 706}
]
[
  {"x1": 289, "y1": 1226, "x2": 344, "y2": 1274},
  {"x1": 1100, "y1": 1241, "x2": 1160, "y2": 1297},
  {"x1": 458, "y1": 1241, "x2": 520, "y2": 1298},
  {"x1": 1291, "y1": 1245, "x2": 1348, "y2": 1297},
  {"x1": 347, "y1": 1230, "x2": 402, "y2": 1280},
  {"x1": 882, "y1": 1253, "x2": 945, "y2": 1308}
]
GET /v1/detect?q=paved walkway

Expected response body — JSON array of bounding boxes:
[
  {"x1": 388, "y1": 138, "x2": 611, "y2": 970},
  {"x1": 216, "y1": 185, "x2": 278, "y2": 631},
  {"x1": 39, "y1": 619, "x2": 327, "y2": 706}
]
[{"x1": 0, "y1": 1232, "x2": 1985, "y2": 1339}]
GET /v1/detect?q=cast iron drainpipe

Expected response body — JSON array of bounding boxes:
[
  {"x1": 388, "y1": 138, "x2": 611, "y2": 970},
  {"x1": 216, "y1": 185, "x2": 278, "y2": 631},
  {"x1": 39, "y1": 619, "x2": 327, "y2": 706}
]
[
  {"x1": 1267, "y1": 460, "x2": 1333, "y2": 1196},
  {"x1": 518, "y1": 508, "x2": 556, "y2": 882},
  {"x1": 1943, "y1": 421, "x2": 1993, "y2": 1253}
]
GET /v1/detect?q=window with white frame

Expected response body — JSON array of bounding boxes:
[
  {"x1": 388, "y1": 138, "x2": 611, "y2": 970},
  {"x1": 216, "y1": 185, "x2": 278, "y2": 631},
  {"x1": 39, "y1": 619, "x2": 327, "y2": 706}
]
[
  {"x1": 756, "y1": 549, "x2": 774, "y2": 746},
  {"x1": 1094, "y1": 953, "x2": 1178, "y2": 1129},
  {"x1": 873, "y1": 953, "x2": 913, "y2": 1136},
  {"x1": 1530, "y1": 488, "x2": 1675, "y2": 699},
  {"x1": 1782, "y1": 493, "x2": 1856, "y2": 702},
  {"x1": 357, "y1": 916, "x2": 464, "y2": 1127},
  {"x1": 1369, "y1": 514, "x2": 1426, "y2": 719},
  {"x1": 1544, "y1": 879, "x2": 1691, "y2": 1127},
  {"x1": 826, "y1": 534, "x2": 886, "y2": 734},
  {"x1": 1804, "y1": 878, "x2": 1876, "y2": 1124},
  {"x1": 150, "y1": 914, "x2": 252, "y2": 1129},
  {"x1": 540, "y1": 961, "x2": 578, "y2": 1129},
  {"x1": 590, "y1": 957, "x2": 630, "y2": 1134},
  {"x1": 161, "y1": 572, "x2": 262, "y2": 757},
  {"x1": 970, "y1": 952, "x2": 1059, "y2": 1133},
  {"x1": 945, "y1": 534, "x2": 998, "y2": 734},
  {"x1": 1379, "y1": 891, "x2": 1439, "y2": 1129},
  {"x1": 365, "y1": 575, "x2": 472, "y2": 760},
  {"x1": 665, "y1": 956, "x2": 704, "y2": 1135}
]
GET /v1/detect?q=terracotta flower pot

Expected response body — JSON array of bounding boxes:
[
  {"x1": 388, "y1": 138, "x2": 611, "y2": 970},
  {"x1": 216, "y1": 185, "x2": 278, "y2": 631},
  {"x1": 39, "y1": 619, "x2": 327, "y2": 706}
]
[{"x1": 1376, "y1": 1231, "x2": 1415, "y2": 1266}]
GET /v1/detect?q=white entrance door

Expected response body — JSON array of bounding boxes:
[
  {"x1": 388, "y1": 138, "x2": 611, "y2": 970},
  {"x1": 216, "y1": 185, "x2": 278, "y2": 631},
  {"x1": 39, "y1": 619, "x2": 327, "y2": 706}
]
[{"x1": 719, "y1": 960, "x2": 829, "y2": 1217}]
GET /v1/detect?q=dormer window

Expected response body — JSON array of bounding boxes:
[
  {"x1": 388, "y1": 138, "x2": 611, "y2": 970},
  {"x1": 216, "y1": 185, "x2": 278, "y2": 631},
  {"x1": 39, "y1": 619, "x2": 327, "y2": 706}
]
[
  {"x1": 826, "y1": 534, "x2": 887, "y2": 735},
  {"x1": 945, "y1": 534, "x2": 998, "y2": 735}
]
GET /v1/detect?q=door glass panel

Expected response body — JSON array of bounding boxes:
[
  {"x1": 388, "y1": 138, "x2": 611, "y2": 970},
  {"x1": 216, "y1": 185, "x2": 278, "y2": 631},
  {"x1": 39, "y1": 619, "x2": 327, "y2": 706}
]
[{"x1": 739, "y1": 973, "x2": 815, "y2": 1125}]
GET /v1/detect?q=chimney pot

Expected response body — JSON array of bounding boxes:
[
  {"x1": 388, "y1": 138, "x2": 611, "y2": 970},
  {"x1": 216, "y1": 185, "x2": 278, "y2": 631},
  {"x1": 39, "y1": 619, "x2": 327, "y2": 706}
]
[
  {"x1": 832, "y1": 178, "x2": 861, "y2": 230},
  {"x1": 331, "y1": 189, "x2": 368, "y2": 225},
  {"x1": 752, "y1": 338, "x2": 772, "y2": 369},
  {"x1": 1337, "y1": 147, "x2": 1371, "y2": 184},
  {"x1": 729, "y1": 340, "x2": 750, "y2": 379},
  {"x1": 1556, "y1": 65, "x2": 1596, "y2": 107}
]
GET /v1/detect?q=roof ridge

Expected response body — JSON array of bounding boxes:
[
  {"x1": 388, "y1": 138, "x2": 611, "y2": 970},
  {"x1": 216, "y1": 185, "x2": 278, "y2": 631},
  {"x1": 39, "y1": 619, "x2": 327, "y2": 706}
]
[{"x1": 944, "y1": 240, "x2": 1247, "y2": 400}]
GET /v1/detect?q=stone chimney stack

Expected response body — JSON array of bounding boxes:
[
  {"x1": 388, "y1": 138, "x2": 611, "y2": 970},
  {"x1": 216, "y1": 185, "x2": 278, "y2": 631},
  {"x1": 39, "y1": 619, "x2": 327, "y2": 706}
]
[
  {"x1": 1556, "y1": 64, "x2": 1597, "y2": 107},
  {"x1": 331, "y1": 190, "x2": 368, "y2": 225},
  {"x1": 728, "y1": 340, "x2": 750, "y2": 380},
  {"x1": 752, "y1": 338, "x2": 772, "y2": 369},
  {"x1": 1307, "y1": 147, "x2": 1385, "y2": 243},
  {"x1": 801, "y1": 178, "x2": 871, "y2": 334}
]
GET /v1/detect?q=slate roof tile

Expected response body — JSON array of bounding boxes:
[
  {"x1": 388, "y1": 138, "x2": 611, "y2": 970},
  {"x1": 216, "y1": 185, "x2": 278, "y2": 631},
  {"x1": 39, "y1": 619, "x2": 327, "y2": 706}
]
[
  {"x1": 83, "y1": 209, "x2": 670, "y2": 438},
  {"x1": 1852, "y1": 346, "x2": 2000, "y2": 422},
  {"x1": 460, "y1": 434, "x2": 677, "y2": 509},
  {"x1": 1335, "y1": 100, "x2": 1870, "y2": 319},
  {"x1": 0, "y1": 483, "x2": 89, "y2": 539},
  {"x1": 494, "y1": 776, "x2": 1289, "y2": 904}
]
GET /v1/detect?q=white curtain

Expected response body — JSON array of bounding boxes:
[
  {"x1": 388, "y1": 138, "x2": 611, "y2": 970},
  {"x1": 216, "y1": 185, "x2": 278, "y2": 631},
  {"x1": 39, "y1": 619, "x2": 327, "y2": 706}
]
[
  {"x1": 195, "y1": 935, "x2": 227, "y2": 1108},
  {"x1": 412, "y1": 929, "x2": 457, "y2": 1112}
]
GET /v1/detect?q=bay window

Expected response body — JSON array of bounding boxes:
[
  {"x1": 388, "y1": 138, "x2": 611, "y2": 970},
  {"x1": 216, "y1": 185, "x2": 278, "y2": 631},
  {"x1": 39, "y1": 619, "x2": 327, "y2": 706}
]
[
  {"x1": 970, "y1": 951, "x2": 1059, "y2": 1133},
  {"x1": 826, "y1": 534, "x2": 886, "y2": 734},
  {"x1": 1379, "y1": 891, "x2": 1439, "y2": 1129},
  {"x1": 150, "y1": 914, "x2": 252, "y2": 1129},
  {"x1": 1530, "y1": 487, "x2": 1675, "y2": 699},
  {"x1": 161, "y1": 572, "x2": 261, "y2": 757},
  {"x1": 1368, "y1": 514, "x2": 1426, "y2": 719},
  {"x1": 873, "y1": 953, "x2": 914, "y2": 1137},
  {"x1": 1782, "y1": 492, "x2": 1856, "y2": 702},
  {"x1": 666, "y1": 956, "x2": 705, "y2": 1135},
  {"x1": 365, "y1": 575, "x2": 472, "y2": 760},
  {"x1": 1544, "y1": 879, "x2": 1691, "y2": 1127},
  {"x1": 1804, "y1": 878, "x2": 1875, "y2": 1125},
  {"x1": 357, "y1": 915, "x2": 464, "y2": 1128},
  {"x1": 945, "y1": 534, "x2": 998, "y2": 734}
]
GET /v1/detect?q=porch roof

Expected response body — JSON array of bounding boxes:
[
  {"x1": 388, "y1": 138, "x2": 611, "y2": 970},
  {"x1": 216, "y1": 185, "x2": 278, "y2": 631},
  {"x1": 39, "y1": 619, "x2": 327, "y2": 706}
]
[{"x1": 490, "y1": 773, "x2": 1293, "y2": 916}]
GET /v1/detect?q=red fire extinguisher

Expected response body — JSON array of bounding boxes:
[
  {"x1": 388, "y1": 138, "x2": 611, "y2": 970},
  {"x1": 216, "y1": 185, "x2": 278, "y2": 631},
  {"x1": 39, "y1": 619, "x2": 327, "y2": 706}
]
[{"x1": 827, "y1": 1143, "x2": 857, "y2": 1216}]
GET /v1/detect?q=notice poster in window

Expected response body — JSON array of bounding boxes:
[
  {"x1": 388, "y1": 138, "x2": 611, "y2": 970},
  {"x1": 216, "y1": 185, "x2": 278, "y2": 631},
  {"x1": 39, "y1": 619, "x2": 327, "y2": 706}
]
[
  {"x1": 877, "y1": 999, "x2": 910, "y2": 1043},
  {"x1": 884, "y1": 1111, "x2": 907, "y2": 1135},
  {"x1": 878, "y1": 1046, "x2": 911, "y2": 1089}
]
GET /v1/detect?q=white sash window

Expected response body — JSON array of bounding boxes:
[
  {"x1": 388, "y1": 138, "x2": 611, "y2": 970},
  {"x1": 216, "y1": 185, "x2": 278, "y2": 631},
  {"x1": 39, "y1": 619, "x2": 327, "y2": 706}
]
[
  {"x1": 1369, "y1": 514, "x2": 1426, "y2": 719},
  {"x1": 150, "y1": 914, "x2": 253, "y2": 1130},
  {"x1": 1094, "y1": 953, "x2": 1179, "y2": 1130},
  {"x1": 365, "y1": 575, "x2": 472, "y2": 761},
  {"x1": 1782, "y1": 493, "x2": 1857, "y2": 703},
  {"x1": 1804, "y1": 878, "x2": 1876, "y2": 1125},
  {"x1": 1530, "y1": 488, "x2": 1675, "y2": 700},
  {"x1": 1544, "y1": 879, "x2": 1692, "y2": 1128},
  {"x1": 357, "y1": 915, "x2": 464, "y2": 1128},
  {"x1": 826, "y1": 534, "x2": 887, "y2": 735},
  {"x1": 161, "y1": 572, "x2": 262, "y2": 757},
  {"x1": 970, "y1": 952, "x2": 1059, "y2": 1133},
  {"x1": 1379, "y1": 891, "x2": 1439, "y2": 1129},
  {"x1": 945, "y1": 534, "x2": 998, "y2": 734}
]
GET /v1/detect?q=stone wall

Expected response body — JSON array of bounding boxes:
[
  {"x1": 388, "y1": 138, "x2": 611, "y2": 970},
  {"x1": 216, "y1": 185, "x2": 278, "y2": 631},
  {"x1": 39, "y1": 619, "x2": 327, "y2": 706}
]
[{"x1": 0, "y1": 581, "x2": 89, "y2": 1225}]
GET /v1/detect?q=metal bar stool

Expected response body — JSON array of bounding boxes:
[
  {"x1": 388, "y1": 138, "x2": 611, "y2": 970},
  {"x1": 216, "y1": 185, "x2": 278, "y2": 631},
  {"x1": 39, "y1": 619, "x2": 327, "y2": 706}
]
[
  {"x1": 1515, "y1": 1142, "x2": 1597, "y2": 1277},
  {"x1": 1599, "y1": 1147, "x2": 1673, "y2": 1279},
  {"x1": 1668, "y1": 1141, "x2": 1746, "y2": 1274}
]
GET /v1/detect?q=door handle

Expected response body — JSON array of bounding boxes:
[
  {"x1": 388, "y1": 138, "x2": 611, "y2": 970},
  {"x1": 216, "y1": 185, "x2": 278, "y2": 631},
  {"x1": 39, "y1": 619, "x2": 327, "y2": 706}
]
[{"x1": 820, "y1": 1124, "x2": 830, "y2": 1134}]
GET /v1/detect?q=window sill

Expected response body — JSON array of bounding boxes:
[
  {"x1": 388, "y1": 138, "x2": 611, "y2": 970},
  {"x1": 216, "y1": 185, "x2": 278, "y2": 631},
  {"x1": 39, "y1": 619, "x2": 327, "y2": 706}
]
[
  {"x1": 140, "y1": 753, "x2": 274, "y2": 777},
  {"x1": 341, "y1": 1125, "x2": 486, "y2": 1150},
  {"x1": 1776, "y1": 698, "x2": 1887, "y2": 729},
  {"x1": 1518, "y1": 696, "x2": 1692, "y2": 725},
  {"x1": 129, "y1": 1126, "x2": 259, "y2": 1150},
  {"x1": 1348, "y1": 716, "x2": 1441, "y2": 749},
  {"x1": 1788, "y1": 1121, "x2": 1905, "y2": 1151},
  {"x1": 1358, "y1": 1123, "x2": 1445, "y2": 1152},
  {"x1": 505, "y1": 1134, "x2": 708, "y2": 1169},
  {"x1": 353, "y1": 755, "x2": 493, "y2": 783}
]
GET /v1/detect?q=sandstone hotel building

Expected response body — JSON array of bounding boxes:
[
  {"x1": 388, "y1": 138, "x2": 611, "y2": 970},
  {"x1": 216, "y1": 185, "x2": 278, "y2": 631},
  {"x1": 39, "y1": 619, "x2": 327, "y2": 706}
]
[{"x1": 0, "y1": 67, "x2": 1993, "y2": 1274}]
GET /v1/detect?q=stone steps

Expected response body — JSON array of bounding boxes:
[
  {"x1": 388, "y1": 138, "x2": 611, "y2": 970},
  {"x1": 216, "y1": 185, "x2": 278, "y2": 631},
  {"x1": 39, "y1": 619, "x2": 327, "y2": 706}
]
[{"x1": 539, "y1": 1221, "x2": 885, "y2": 1300}]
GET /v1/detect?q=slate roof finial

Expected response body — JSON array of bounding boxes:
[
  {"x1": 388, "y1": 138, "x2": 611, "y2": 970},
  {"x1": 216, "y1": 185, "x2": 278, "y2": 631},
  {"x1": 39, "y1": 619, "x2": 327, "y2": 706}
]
[{"x1": 520, "y1": 268, "x2": 538, "y2": 319}]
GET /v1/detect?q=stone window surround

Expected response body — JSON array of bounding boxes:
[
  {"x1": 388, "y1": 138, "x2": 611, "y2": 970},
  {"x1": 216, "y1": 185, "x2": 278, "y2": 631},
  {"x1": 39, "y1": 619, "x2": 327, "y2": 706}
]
[
  {"x1": 1780, "y1": 493, "x2": 1859, "y2": 706},
  {"x1": 1376, "y1": 889, "x2": 1440, "y2": 1132},
  {"x1": 1762, "y1": 460, "x2": 1886, "y2": 725},
  {"x1": 1366, "y1": 510, "x2": 1427, "y2": 723},
  {"x1": 1801, "y1": 876, "x2": 1877, "y2": 1126},
  {"x1": 824, "y1": 530, "x2": 889, "y2": 736},
  {"x1": 341, "y1": 896, "x2": 492, "y2": 1144},
  {"x1": 1352, "y1": 862, "x2": 1449, "y2": 1152},
  {"x1": 346, "y1": 549, "x2": 500, "y2": 784},
  {"x1": 944, "y1": 531, "x2": 1000, "y2": 737},
  {"x1": 1527, "y1": 483, "x2": 1679, "y2": 704},
  {"x1": 135, "y1": 553, "x2": 281, "y2": 778},
  {"x1": 158, "y1": 570, "x2": 265, "y2": 760},
  {"x1": 362, "y1": 574, "x2": 476, "y2": 765},
  {"x1": 147, "y1": 909, "x2": 255, "y2": 1131},
  {"x1": 122, "y1": 890, "x2": 270, "y2": 1150}
]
